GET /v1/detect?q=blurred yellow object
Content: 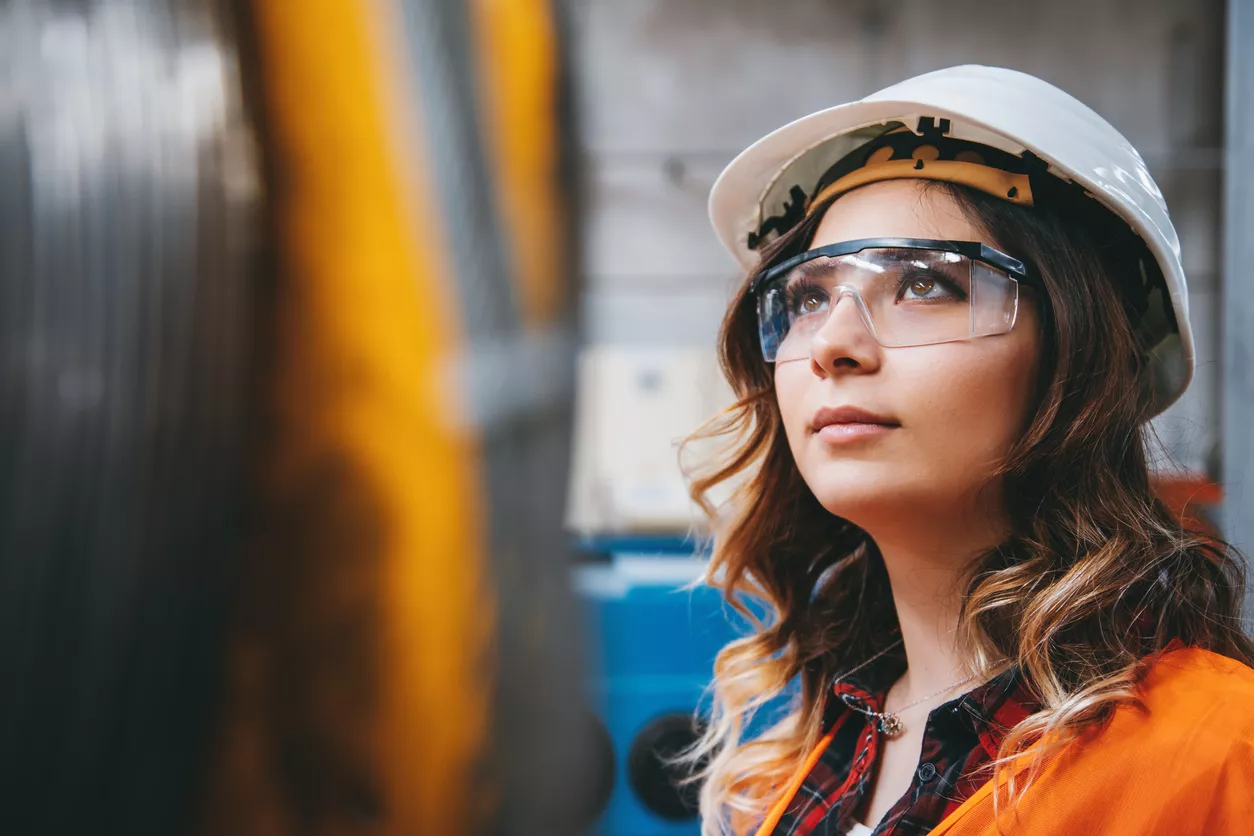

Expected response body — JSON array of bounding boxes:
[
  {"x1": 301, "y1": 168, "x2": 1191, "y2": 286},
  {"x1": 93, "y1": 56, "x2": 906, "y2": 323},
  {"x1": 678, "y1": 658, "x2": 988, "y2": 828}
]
[{"x1": 209, "y1": 0, "x2": 490, "y2": 833}]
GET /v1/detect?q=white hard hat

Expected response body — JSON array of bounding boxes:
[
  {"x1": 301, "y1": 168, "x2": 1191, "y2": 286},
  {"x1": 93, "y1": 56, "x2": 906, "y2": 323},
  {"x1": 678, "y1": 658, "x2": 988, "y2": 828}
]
[{"x1": 709, "y1": 65, "x2": 1192, "y2": 416}]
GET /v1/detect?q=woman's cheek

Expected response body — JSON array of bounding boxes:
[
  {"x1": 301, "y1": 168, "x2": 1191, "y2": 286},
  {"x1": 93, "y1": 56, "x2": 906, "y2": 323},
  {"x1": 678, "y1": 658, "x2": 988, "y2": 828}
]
[
  {"x1": 924, "y1": 357, "x2": 1034, "y2": 463},
  {"x1": 774, "y1": 365, "x2": 812, "y2": 448}
]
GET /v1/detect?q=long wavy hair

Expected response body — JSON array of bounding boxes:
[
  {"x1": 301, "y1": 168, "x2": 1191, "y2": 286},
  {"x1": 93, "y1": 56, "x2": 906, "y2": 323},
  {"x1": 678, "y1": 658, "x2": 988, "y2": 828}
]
[{"x1": 682, "y1": 179, "x2": 1254, "y2": 834}]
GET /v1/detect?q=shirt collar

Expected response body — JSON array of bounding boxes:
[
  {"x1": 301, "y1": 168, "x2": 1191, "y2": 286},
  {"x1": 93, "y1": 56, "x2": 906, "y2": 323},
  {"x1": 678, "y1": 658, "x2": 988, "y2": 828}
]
[{"x1": 824, "y1": 641, "x2": 1037, "y2": 753}]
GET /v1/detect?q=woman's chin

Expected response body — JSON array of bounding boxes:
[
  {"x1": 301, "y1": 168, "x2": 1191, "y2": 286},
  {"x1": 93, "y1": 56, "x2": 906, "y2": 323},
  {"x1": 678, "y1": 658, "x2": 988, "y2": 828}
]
[
  {"x1": 808, "y1": 484, "x2": 902, "y2": 526},
  {"x1": 804, "y1": 471, "x2": 939, "y2": 528}
]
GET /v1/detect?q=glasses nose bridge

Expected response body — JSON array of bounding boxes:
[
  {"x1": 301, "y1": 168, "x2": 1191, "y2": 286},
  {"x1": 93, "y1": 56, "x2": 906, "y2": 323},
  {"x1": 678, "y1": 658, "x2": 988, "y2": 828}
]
[
  {"x1": 812, "y1": 282, "x2": 880, "y2": 343},
  {"x1": 833, "y1": 282, "x2": 877, "y2": 327}
]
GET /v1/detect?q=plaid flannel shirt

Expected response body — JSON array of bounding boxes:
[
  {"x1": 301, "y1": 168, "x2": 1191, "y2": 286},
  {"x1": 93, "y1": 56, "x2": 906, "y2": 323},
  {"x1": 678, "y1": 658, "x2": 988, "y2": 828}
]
[{"x1": 769, "y1": 644, "x2": 1036, "y2": 836}]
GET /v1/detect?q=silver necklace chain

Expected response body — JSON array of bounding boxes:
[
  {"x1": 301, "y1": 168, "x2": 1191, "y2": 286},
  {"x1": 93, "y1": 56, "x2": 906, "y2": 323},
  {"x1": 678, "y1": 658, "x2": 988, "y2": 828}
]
[{"x1": 830, "y1": 638, "x2": 983, "y2": 739}]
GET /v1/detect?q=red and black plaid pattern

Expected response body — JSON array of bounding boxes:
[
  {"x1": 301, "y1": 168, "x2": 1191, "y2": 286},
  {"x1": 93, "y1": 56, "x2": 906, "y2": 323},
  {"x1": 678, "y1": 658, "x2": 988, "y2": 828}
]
[{"x1": 768, "y1": 644, "x2": 1036, "y2": 836}]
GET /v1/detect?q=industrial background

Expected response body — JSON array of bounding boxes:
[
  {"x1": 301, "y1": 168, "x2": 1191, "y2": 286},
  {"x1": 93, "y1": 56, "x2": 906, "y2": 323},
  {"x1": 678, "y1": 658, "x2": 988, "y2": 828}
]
[{"x1": 0, "y1": 1, "x2": 1249, "y2": 836}]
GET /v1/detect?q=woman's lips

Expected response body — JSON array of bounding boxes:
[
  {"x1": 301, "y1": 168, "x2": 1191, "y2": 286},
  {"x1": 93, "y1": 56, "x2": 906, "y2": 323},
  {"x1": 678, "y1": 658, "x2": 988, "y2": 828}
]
[{"x1": 810, "y1": 405, "x2": 900, "y2": 443}]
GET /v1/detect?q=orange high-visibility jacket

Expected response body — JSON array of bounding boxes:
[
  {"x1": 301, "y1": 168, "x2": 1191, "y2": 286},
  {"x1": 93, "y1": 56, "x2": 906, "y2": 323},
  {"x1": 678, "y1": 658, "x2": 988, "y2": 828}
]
[{"x1": 756, "y1": 646, "x2": 1254, "y2": 836}]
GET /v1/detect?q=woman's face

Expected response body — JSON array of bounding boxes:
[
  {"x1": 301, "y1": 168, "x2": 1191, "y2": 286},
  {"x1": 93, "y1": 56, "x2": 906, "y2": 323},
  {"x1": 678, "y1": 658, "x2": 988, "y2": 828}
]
[{"x1": 773, "y1": 180, "x2": 1042, "y2": 529}]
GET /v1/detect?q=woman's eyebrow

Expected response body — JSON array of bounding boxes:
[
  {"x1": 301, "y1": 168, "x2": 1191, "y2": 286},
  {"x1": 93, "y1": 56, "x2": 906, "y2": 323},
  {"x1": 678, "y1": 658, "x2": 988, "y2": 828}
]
[{"x1": 787, "y1": 257, "x2": 837, "y2": 281}]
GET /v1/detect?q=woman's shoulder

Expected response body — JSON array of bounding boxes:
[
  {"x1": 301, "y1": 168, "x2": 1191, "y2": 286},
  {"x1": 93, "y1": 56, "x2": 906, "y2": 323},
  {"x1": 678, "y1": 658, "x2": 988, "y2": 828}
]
[
  {"x1": 1035, "y1": 647, "x2": 1254, "y2": 804},
  {"x1": 1140, "y1": 645, "x2": 1254, "y2": 706},
  {"x1": 934, "y1": 648, "x2": 1254, "y2": 836},
  {"x1": 1129, "y1": 644, "x2": 1254, "y2": 750}
]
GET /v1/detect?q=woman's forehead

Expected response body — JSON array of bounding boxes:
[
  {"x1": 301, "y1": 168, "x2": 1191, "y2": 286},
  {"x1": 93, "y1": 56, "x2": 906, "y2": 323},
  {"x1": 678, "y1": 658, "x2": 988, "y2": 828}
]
[{"x1": 809, "y1": 180, "x2": 987, "y2": 249}]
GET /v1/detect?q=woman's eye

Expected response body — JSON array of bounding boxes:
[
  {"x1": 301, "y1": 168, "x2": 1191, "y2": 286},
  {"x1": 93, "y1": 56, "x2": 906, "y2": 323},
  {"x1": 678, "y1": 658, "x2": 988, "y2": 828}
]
[
  {"x1": 785, "y1": 281, "x2": 829, "y2": 315},
  {"x1": 799, "y1": 292, "x2": 826, "y2": 313},
  {"x1": 898, "y1": 272, "x2": 960, "y2": 301},
  {"x1": 908, "y1": 277, "x2": 936, "y2": 297}
]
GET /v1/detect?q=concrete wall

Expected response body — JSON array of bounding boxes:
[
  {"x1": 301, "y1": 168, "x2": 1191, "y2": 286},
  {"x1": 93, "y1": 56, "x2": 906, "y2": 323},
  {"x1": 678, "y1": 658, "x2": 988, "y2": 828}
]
[{"x1": 571, "y1": 0, "x2": 1226, "y2": 473}]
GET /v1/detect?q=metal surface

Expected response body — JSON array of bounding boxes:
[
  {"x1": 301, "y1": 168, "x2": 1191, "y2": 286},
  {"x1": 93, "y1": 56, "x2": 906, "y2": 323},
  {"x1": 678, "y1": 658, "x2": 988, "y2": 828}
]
[
  {"x1": 1223, "y1": 0, "x2": 1254, "y2": 623},
  {"x1": 0, "y1": 0, "x2": 258, "y2": 832}
]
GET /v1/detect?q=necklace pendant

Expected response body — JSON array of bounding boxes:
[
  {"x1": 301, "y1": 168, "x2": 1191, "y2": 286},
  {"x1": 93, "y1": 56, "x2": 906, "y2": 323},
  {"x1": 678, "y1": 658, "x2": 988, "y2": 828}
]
[{"x1": 879, "y1": 713, "x2": 905, "y2": 737}]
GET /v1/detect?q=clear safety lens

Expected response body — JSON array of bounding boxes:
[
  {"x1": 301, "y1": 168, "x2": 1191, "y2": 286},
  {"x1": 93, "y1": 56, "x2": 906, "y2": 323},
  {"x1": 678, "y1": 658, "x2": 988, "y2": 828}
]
[{"x1": 756, "y1": 247, "x2": 1021, "y2": 362}]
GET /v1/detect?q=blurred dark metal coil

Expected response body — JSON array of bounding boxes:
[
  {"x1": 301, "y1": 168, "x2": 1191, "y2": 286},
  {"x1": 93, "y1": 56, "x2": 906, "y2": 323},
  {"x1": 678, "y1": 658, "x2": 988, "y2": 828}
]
[{"x1": 0, "y1": 1, "x2": 259, "y2": 833}]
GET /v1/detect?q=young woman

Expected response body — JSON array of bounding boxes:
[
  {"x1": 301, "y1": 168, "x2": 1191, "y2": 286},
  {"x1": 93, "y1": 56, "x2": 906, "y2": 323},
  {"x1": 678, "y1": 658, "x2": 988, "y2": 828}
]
[{"x1": 685, "y1": 66, "x2": 1254, "y2": 836}]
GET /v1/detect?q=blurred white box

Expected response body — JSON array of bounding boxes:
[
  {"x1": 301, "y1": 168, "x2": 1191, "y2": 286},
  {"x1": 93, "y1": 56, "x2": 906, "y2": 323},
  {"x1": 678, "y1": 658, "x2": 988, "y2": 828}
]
[{"x1": 567, "y1": 346, "x2": 736, "y2": 533}]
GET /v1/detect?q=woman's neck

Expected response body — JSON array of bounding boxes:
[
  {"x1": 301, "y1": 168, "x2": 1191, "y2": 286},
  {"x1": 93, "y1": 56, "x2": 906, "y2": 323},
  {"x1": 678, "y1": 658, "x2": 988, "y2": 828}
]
[{"x1": 866, "y1": 508, "x2": 1006, "y2": 704}]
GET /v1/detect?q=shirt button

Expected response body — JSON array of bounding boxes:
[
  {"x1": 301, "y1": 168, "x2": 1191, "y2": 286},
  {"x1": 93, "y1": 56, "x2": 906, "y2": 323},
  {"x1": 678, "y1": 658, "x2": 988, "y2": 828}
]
[{"x1": 917, "y1": 762, "x2": 938, "y2": 782}]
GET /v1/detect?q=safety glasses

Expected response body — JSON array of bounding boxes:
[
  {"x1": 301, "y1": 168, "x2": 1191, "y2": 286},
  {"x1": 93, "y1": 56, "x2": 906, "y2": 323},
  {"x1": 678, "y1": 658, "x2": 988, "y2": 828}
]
[{"x1": 749, "y1": 237, "x2": 1040, "y2": 363}]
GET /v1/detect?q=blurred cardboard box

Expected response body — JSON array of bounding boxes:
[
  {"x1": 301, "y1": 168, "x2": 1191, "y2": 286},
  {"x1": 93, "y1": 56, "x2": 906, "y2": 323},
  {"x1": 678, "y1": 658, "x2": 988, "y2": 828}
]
[{"x1": 567, "y1": 346, "x2": 735, "y2": 534}]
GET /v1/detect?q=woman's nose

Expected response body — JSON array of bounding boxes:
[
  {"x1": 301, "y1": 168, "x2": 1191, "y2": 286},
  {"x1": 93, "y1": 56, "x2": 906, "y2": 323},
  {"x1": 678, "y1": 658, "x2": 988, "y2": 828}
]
[{"x1": 807, "y1": 290, "x2": 883, "y2": 376}]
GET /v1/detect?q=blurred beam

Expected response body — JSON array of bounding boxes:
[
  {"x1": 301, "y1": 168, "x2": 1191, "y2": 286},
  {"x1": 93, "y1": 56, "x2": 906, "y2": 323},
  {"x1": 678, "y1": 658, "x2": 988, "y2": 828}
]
[
  {"x1": 208, "y1": 1, "x2": 490, "y2": 834},
  {"x1": 1223, "y1": 0, "x2": 1254, "y2": 621},
  {"x1": 397, "y1": 1, "x2": 591, "y2": 832}
]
